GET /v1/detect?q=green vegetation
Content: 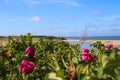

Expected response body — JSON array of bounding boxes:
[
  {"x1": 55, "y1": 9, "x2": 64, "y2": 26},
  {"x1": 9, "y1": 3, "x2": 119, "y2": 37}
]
[
  {"x1": 0, "y1": 33, "x2": 120, "y2": 80},
  {"x1": 0, "y1": 33, "x2": 66, "y2": 46}
]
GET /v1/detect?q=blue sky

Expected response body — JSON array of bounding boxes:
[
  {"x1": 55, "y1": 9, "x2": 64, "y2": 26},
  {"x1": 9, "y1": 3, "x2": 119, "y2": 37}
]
[{"x1": 0, "y1": 0, "x2": 120, "y2": 37}]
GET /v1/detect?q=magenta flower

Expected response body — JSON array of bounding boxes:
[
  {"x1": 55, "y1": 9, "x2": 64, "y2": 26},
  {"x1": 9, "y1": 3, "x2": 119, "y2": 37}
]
[
  {"x1": 107, "y1": 44, "x2": 113, "y2": 50},
  {"x1": 80, "y1": 48, "x2": 94, "y2": 62},
  {"x1": 82, "y1": 48, "x2": 89, "y2": 54},
  {"x1": 24, "y1": 46, "x2": 35, "y2": 58},
  {"x1": 104, "y1": 43, "x2": 113, "y2": 51},
  {"x1": 81, "y1": 53, "x2": 94, "y2": 62},
  {"x1": 19, "y1": 59, "x2": 35, "y2": 74}
]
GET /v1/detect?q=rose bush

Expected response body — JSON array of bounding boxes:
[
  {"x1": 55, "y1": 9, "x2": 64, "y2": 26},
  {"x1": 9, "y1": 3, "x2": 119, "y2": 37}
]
[{"x1": 0, "y1": 33, "x2": 120, "y2": 80}]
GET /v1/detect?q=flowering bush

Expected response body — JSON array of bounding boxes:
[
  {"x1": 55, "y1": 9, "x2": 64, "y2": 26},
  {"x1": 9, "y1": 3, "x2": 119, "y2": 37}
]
[{"x1": 0, "y1": 33, "x2": 120, "y2": 80}]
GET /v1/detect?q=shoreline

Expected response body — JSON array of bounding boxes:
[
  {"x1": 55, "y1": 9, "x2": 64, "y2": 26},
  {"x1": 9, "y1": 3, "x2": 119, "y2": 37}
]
[{"x1": 63, "y1": 39, "x2": 120, "y2": 48}]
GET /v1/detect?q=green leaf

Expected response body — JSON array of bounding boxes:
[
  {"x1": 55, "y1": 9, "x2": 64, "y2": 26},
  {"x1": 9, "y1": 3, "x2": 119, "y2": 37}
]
[
  {"x1": 109, "y1": 48, "x2": 117, "y2": 59},
  {"x1": 103, "y1": 56, "x2": 120, "y2": 79},
  {"x1": 94, "y1": 67, "x2": 103, "y2": 78},
  {"x1": 102, "y1": 55, "x2": 109, "y2": 67},
  {"x1": 114, "y1": 68, "x2": 120, "y2": 80},
  {"x1": 72, "y1": 57, "x2": 78, "y2": 64},
  {"x1": 56, "y1": 70, "x2": 64, "y2": 78},
  {"x1": 48, "y1": 72, "x2": 56, "y2": 77},
  {"x1": 45, "y1": 72, "x2": 63, "y2": 80},
  {"x1": 80, "y1": 73, "x2": 87, "y2": 80}
]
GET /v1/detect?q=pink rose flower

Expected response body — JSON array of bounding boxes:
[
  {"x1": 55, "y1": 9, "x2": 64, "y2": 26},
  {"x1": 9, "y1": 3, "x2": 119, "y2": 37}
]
[
  {"x1": 19, "y1": 59, "x2": 35, "y2": 74},
  {"x1": 81, "y1": 53, "x2": 94, "y2": 62},
  {"x1": 82, "y1": 48, "x2": 89, "y2": 54},
  {"x1": 107, "y1": 44, "x2": 113, "y2": 50},
  {"x1": 80, "y1": 48, "x2": 94, "y2": 62},
  {"x1": 24, "y1": 46, "x2": 35, "y2": 58},
  {"x1": 104, "y1": 43, "x2": 113, "y2": 51}
]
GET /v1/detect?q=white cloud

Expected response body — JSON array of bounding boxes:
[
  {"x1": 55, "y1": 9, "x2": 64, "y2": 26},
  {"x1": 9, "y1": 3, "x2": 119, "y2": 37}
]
[
  {"x1": 24, "y1": 0, "x2": 40, "y2": 7},
  {"x1": 28, "y1": 16, "x2": 41, "y2": 22},
  {"x1": 3, "y1": 0, "x2": 14, "y2": 4},
  {"x1": 107, "y1": 23, "x2": 120, "y2": 27},
  {"x1": 1, "y1": 18, "x2": 25, "y2": 22},
  {"x1": 109, "y1": 15, "x2": 120, "y2": 21},
  {"x1": 1, "y1": 17, "x2": 41, "y2": 22},
  {"x1": 46, "y1": 0, "x2": 80, "y2": 7},
  {"x1": 3, "y1": 0, "x2": 80, "y2": 7},
  {"x1": 102, "y1": 15, "x2": 120, "y2": 21},
  {"x1": 3, "y1": 18, "x2": 17, "y2": 22}
]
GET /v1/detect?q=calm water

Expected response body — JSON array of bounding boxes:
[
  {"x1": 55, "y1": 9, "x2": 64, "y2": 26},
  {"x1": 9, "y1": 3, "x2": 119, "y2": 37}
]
[
  {"x1": 68, "y1": 41, "x2": 91, "y2": 49},
  {"x1": 66, "y1": 36, "x2": 120, "y2": 50},
  {"x1": 70, "y1": 42, "x2": 120, "y2": 54},
  {"x1": 66, "y1": 36, "x2": 120, "y2": 40}
]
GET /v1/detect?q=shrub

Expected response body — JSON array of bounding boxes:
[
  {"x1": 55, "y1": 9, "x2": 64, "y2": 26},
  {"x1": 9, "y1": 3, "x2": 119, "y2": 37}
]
[{"x1": 0, "y1": 34, "x2": 120, "y2": 80}]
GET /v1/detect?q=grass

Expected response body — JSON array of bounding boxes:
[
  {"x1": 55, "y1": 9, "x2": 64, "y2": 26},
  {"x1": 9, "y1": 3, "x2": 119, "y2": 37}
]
[
  {"x1": 1, "y1": 37, "x2": 120, "y2": 48},
  {"x1": 0, "y1": 37, "x2": 64, "y2": 47},
  {"x1": 0, "y1": 37, "x2": 8, "y2": 46}
]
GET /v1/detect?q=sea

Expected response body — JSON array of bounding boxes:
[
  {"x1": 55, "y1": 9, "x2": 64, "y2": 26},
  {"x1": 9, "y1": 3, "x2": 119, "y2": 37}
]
[
  {"x1": 66, "y1": 36, "x2": 120, "y2": 40},
  {"x1": 65, "y1": 36, "x2": 120, "y2": 50}
]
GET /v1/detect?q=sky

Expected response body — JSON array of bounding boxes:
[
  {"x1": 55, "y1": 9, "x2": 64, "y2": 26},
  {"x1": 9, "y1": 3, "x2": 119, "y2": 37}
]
[{"x1": 0, "y1": 0, "x2": 120, "y2": 37}]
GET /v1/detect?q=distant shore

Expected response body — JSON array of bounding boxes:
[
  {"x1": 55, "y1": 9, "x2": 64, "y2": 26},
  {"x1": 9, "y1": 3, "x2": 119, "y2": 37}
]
[
  {"x1": 63, "y1": 39, "x2": 120, "y2": 48},
  {"x1": 0, "y1": 36, "x2": 120, "y2": 48}
]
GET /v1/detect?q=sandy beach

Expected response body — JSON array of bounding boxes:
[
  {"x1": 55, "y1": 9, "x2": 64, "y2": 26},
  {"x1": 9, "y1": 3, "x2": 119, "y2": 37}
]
[{"x1": 63, "y1": 40, "x2": 120, "y2": 48}]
